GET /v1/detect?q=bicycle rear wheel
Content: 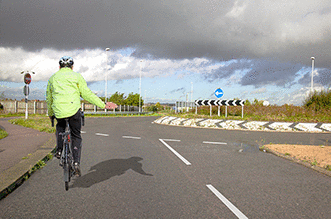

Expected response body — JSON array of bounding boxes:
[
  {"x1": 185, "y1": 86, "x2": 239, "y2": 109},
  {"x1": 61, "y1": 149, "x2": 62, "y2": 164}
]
[{"x1": 64, "y1": 163, "x2": 70, "y2": 191}]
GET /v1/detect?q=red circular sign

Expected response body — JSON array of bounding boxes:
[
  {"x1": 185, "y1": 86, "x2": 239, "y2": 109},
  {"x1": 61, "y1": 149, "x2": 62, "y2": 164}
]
[{"x1": 24, "y1": 73, "x2": 32, "y2": 84}]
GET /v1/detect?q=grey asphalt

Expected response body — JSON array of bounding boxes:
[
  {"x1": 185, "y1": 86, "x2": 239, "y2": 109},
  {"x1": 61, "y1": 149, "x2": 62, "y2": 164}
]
[{"x1": 0, "y1": 116, "x2": 330, "y2": 218}]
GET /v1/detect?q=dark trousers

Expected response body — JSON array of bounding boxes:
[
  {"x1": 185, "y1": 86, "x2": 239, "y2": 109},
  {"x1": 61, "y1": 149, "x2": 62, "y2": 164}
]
[{"x1": 56, "y1": 109, "x2": 82, "y2": 164}]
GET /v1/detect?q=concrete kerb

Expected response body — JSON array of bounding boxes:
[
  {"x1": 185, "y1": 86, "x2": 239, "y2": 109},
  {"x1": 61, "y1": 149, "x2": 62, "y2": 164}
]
[
  {"x1": 0, "y1": 135, "x2": 56, "y2": 200},
  {"x1": 154, "y1": 116, "x2": 331, "y2": 133}
]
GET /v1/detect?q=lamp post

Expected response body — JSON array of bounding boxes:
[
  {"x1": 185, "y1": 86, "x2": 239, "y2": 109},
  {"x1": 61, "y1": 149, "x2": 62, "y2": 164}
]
[
  {"x1": 191, "y1": 82, "x2": 193, "y2": 109},
  {"x1": 105, "y1": 48, "x2": 110, "y2": 111},
  {"x1": 311, "y1": 57, "x2": 315, "y2": 93},
  {"x1": 139, "y1": 60, "x2": 143, "y2": 113}
]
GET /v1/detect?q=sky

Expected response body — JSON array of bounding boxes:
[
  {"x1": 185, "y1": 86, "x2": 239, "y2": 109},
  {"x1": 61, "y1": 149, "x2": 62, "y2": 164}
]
[{"x1": 1, "y1": 0, "x2": 331, "y2": 105}]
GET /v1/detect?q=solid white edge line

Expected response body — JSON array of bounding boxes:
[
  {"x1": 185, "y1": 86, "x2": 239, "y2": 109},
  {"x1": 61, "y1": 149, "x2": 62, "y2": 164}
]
[
  {"x1": 203, "y1": 141, "x2": 227, "y2": 145},
  {"x1": 206, "y1": 184, "x2": 248, "y2": 219},
  {"x1": 159, "y1": 139, "x2": 191, "y2": 165},
  {"x1": 122, "y1": 136, "x2": 141, "y2": 140},
  {"x1": 81, "y1": 131, "x2": 86, "y2": 134},
  {"x1": 95, "y1": 133, "x2": 109, "y2": 137}
]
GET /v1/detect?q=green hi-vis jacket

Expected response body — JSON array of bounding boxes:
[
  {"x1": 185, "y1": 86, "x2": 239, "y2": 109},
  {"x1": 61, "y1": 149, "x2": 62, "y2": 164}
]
[{"x1": 46, "y1": 67, "x2": 105, "y2": 119}]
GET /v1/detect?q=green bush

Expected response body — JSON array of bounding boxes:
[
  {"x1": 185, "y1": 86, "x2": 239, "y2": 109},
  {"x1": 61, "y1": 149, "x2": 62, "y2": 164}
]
[
  {"x1": 147, "y1": 105, "x2": 158, "y2": 112},
  {"x1": 304, "y1": 89, "x2": 331, "y2": 112}
]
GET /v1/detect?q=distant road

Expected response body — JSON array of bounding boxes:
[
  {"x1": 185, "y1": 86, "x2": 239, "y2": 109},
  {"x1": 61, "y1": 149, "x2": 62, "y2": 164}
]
[{"x1": 0, "y1": 117, "x2": 330, "y2": 218}]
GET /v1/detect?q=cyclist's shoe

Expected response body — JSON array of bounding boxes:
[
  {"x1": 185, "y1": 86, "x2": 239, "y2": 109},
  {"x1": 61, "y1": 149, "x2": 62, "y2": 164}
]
[
  {"x1": 55, "y1": 151, "x2": 61, "y2": 159},
  {"x1": 73, "y1": 162, "x2": 81, "y2": 177}
]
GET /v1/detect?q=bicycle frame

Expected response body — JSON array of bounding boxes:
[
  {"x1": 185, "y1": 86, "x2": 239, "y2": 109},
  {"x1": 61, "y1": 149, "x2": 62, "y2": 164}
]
[
  {"x1": 61, "y1": 119, "x2": 73, "y2": 190},
  {"x1": 51, "y1": 111, "x2": 84, "y2": 191}
]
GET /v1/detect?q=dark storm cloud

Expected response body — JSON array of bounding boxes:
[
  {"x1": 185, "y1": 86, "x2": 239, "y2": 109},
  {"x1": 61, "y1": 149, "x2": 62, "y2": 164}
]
[
  {"x1": 240, "y1": 61, "x2": 303, "y2": 87},
  {"x1": 1, "y1": 0, "x2": 331, "y2": 87},
  {"x1": 0, "y1": 0, "x2": 197, "y2": 52},
  {"x1": 204, "y1": 59, "x2": 303, "y2": 87},
  {"x1": 298, "y1": 68, "x2": 331, "y2": 87},
  {"x1": 170, "y1": 87, "x2": 185, "y2": 94}
]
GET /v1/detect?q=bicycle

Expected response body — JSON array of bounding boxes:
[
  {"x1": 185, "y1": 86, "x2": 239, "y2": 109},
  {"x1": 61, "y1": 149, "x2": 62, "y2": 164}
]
[{"x1": 51, "y1": 112, "x2": 84, "y2": 191}]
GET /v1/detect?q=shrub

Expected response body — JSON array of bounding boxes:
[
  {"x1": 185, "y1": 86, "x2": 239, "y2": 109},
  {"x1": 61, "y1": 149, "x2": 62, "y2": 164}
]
[{"x1": 304, "y1": 89, "x2": 331, "y2": 112}]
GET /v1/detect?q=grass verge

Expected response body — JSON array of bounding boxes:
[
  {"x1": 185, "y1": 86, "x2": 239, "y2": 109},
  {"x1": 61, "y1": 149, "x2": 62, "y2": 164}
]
[
  {"x1": 7, "y1": 113, "x2": 162, "y2": 133},
  {"x1": 0, "y1": 129, "x2": 8, "y2": 140},
  {"x1": 260, "y1": 144, "x2": 331, "y2": 176}
]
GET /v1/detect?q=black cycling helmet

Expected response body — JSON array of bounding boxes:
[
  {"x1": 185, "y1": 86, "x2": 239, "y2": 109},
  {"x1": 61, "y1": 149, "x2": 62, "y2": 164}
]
[{"x1": 59, "y1": 56, "x2": 74, "y2": 68}]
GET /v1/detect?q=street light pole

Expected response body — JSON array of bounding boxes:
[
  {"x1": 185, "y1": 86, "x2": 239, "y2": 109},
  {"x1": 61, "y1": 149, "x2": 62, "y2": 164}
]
[
  {"x1": 311, "y1": 57, "x2": 315, "y2": 93},
  {"x1": 191, "y1": 82, "x2": 193, "y2": 108},
  {"x1": 139, "y1": 60, "x2": 142, "y2": 113},
  {"x1": 105, "y1": 48, "x2": 110, "y2": 111}
]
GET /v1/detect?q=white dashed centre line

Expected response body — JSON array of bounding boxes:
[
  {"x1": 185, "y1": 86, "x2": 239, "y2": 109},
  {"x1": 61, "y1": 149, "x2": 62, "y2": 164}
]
[
  {"x1": 203, "y1": 141, "x2": 227, "y2": 145},
  {"x1": 206, "y1": 184, "x2": 248, "y2": 219},
  {"x1": 95, "y1": 133, "x2": 109, "y2": 137},
  {"x1": 159, "y1": 139, "x2": 191, "y2": 166},
  {"x1": 122, "y1": 136, "x2": 141, "y2": 140}
]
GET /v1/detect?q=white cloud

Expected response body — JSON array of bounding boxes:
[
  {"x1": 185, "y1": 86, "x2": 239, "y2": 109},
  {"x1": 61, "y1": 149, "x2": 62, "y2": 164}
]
[{"x1": 0, "y1": 47, "x2": 225, "y2": 83}]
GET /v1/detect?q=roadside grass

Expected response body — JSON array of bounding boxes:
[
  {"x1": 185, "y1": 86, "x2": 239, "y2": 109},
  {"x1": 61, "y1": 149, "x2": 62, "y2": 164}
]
[
  {"x1": 166, "y1": 104, "x2": 331, "y2": 123},
  {"x1": 0, "y1": 113, "x2": 25, "y2": 118},
  {"x1": 0, "y1": 128, "x2": 8, "y2": 140},
  {"x1": 6, "y1": 113, "x2": 162, "y2": 132},
  {"x1": 9, "y1": 115, "x2": 56, "y2": 133},
  {"x1": 4, "y1": 92, "x2": 331, "y2": 133}
]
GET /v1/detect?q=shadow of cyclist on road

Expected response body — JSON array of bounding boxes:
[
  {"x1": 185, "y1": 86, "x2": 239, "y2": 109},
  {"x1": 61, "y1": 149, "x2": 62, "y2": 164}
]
[{"x1": 71, "y1": 156, "x2": 153, "y2": 188}]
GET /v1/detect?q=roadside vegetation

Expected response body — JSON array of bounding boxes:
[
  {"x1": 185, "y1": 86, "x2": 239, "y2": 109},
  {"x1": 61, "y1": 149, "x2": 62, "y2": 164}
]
[
  {"x1": 2, "y1": 113, "x2": 161, "y2": 134},
  {"x1": 164, "y1": 90, "x2": 331, "y2": 123},
  {"x1": 0, "y1": 128, "x2": 8, "y2": 140},
  {"x1": 1, "y1": 89, "x2": 330, "y2": 133}
]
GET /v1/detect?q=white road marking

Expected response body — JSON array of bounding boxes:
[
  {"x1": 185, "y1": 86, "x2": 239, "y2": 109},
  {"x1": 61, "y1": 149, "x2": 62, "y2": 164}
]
[
  {"x1": 122, "y1": 136, "x2": 141, "y2": 140},
  {"x1": 95, "y1": 133, "x2": 109, "y2": 137},
  {"x1": 161, "y1": 139, "x2": 181, "y2": 142},
  {"x1": 206, "y1": 184, "x2": 248, "y2": 219},
  {"x1": 81, "y1": 131, "x2": 86, "y2": 134},
  {"x1": 203, "y1": 141, "x2": 227, "y2": 145},
  {"x1": 159, "y1": 139, "x2": 191, "y2": 165}
]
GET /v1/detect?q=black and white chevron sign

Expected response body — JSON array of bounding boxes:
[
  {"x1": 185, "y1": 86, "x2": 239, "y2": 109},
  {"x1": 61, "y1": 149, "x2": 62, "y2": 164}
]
[{"x1": 195, "y1": 99, "x2": 245, "y2": 106}]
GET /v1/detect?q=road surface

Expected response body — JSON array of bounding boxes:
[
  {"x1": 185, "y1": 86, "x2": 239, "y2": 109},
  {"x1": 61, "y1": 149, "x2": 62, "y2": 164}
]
[{"x1": 0, "y1": 117, "x2": 330, "y2": 218}]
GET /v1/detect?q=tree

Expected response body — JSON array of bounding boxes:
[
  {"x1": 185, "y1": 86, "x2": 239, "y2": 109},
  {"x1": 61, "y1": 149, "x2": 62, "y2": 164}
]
[
  {"x1": 147, "y1": 105, "x2": 158, "y2": 112},
  {"x1": 155, "y1": 102, "x2": 164, "y2": 111},
  {"x1": 109, "y1": 91, "x2": 126, "y2": 105},
  {"x1": 125, "y1": 92, "x2": 144, "y2": 106}
]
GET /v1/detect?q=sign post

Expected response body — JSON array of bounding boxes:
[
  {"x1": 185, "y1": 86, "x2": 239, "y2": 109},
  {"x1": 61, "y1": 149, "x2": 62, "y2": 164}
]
[
  {"x1": 21, "y1": 71, "x2": 34, "y2": 119},
  {"x1": 215, "y1": 88, "x2": 223, "y2": 117}
]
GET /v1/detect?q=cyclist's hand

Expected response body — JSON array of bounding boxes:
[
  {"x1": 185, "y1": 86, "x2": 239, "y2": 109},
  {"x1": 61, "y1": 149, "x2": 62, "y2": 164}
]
[{"x1": 105, "y1": 102, "x2": 118, "y2": 109}]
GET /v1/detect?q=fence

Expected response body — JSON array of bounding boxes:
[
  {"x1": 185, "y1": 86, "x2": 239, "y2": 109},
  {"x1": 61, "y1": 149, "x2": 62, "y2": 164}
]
[
  {"x1": 0, "y1": 100, "x2": 143, "y2": 115},
  {"x1": 175, "y1": 101, "x2": 196, "y2": 113},
  {"x1": 81, "y1": 103, "x2": 140, "y2": 114},
  {"x1": 0, "y1": 100, "x2": 48, "y2": 114}
]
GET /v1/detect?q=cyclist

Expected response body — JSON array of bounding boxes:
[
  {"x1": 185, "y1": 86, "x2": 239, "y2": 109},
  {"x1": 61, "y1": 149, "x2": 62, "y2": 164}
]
[{"x1": 46, "y1": 56, "x2": 117, "y2": 176}]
